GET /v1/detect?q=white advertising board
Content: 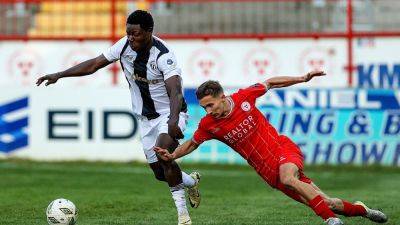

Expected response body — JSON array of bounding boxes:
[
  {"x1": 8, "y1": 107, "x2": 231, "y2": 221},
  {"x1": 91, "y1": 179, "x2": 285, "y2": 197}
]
[
  {"x1": 0, "y1": 41, "x2": 114, "y2": 88},
  {"x1": 0, "y1": 38, "x2": 348, "y2": 88},
  {"x1": 0, "y1": 88, "x2": 146, "y2": 162},
  {"x1": 170, "y1": 39, "x2": 348, "y2": 88}
]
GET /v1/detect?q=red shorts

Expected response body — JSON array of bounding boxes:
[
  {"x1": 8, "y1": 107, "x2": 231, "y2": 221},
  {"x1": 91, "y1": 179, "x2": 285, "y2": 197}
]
[
  {"x1": 278, "y1": 135, "x2": 306, "y2": 171},
  {"x1": 253, "y1": 136, "x2": 312, "y2": 203},
  {"x1": 266, "y1": 136, "x2": 313, "y2": 203}
]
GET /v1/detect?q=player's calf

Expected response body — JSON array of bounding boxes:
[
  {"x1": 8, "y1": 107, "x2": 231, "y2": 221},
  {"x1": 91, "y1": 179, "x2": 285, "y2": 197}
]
[
  {"x1": 309, "y1": 195, "x2": 338, "y2": 221},
  {"x1": 149, "y1": 161, "x2": 166, "y2": 181}
]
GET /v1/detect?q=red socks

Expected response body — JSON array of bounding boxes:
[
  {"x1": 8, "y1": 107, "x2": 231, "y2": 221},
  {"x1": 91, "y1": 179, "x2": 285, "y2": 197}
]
[
  {"x1": 340, "y1": 201, "x2": 367, "y2": 217},
  {"x1": 308, "y1": 195, "x2": 336, "y2": 220},
  {"x1": 308, "y1": 195, "x2": 367, "y2": 219}
]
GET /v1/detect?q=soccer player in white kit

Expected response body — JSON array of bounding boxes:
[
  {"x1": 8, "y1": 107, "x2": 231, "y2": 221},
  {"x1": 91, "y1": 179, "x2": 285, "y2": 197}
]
[{"x1": 36, "y1": 10, "x2": 200, "y2": 225}]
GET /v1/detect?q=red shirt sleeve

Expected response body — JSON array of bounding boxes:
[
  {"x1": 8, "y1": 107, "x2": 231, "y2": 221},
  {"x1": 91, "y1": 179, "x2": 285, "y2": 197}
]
[
  {"x1": 192, "y1": 121, "x2": 213, "y2": 145},
  {"x1": 237, "y1": 83, "x2": 267, "y2": 103}
]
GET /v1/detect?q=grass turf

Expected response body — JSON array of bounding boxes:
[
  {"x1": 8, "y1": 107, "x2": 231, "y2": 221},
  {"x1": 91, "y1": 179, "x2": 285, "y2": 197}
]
[{"x1": 0, "y1": 160, "x2": 398, "y2": 225}]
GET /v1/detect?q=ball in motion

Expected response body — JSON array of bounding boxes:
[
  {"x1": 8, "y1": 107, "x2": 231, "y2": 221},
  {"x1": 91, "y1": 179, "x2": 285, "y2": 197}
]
[{"x1": 46, "y1": 198, "x2": 78, "y2": 225}]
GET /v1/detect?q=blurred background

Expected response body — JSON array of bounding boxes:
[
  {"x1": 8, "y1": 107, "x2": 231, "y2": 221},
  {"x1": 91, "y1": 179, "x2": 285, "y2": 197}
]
[{"x1": 1, "y1": 0, "x2": 399, "y2": 166}]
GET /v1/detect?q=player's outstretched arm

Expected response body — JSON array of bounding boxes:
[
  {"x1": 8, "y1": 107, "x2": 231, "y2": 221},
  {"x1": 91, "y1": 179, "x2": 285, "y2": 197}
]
[
  {"x1": 36, "y1": 54, "x2": 112, "y2": 86},
  {"x1": 263, "y1": 70, "x2": 326, "y2": 90},
  {"x1": 154, "y1": 139, "x2": 199, "y2": 161}
]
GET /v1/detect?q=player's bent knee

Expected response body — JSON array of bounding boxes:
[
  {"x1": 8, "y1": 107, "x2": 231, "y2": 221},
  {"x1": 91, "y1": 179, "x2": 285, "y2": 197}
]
[
  {"x1": 279, "y1": 174, "x2": 297, "y2": 187},
  {"x1": 156, "y1": 133, "x2": 179, "y2": 151}
]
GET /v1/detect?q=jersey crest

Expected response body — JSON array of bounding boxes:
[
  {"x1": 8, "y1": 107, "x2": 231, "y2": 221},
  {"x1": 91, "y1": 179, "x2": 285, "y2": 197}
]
[{"x1": 241, "y1": 101, "x2": 251, "y2": 111}]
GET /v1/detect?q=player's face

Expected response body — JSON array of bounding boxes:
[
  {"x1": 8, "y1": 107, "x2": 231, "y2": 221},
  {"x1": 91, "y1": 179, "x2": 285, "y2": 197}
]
[
  {"x1": 199, "y1": 94, "x2": 226, "y2": 119},
  {"x1": 126, "y1": 24, "x2": 152, "y2": 51}
]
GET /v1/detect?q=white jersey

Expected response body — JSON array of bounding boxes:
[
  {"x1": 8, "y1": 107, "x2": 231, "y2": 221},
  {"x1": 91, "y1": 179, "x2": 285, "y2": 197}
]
[{"x1": 102, "y1": 36, "x2": 187, "y2": 119}]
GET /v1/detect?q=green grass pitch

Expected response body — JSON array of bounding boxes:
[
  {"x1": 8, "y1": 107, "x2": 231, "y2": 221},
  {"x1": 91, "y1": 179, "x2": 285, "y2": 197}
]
[{"x1": 0, "y1": 160, "x2": 398, "y2": 225}]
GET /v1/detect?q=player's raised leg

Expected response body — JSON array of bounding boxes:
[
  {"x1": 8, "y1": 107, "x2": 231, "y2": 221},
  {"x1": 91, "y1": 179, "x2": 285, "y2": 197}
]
[
  {"x1": 149, "y1": 161, "x2": 201, "y2": 209},
  {"x1": 149, "y1": 155, "x2": 196, "y2": 187},
  {"x1": 156, "y1": 133, "x2": 192, "y2": 225},
  {"x1": 278, "y1": 162, "x2": 342, "y2": 224}
]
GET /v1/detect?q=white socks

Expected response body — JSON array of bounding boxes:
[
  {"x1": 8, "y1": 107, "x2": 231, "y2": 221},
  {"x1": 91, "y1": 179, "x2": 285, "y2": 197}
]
[
  {"x1": 181, "y1": 172, "x2": 196, "y2": 187},
  {"x1": 169, "y1": 172, "x2": 195, "y2": 216},
  {"x1": 170, "y1": 183, "x2": 188, "y2": 215}
]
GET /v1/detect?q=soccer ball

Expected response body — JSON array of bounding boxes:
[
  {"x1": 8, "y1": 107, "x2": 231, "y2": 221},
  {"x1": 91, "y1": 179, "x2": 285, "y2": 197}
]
[{"x1": 46, "y1": 198, "x2": 78, "y2": 225}]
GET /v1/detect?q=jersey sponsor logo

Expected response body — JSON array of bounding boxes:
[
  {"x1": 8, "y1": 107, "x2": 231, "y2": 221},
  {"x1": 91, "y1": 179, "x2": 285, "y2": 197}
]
[
  {"x1": 223, "y1": 115, "x2": 256, "y2": 144},
  {"x1": 241, "y1": 101, "x2": 251, "y2": 111},
  {"x1": 130, "y1": 73, "x2": 163, "y2": 84}
]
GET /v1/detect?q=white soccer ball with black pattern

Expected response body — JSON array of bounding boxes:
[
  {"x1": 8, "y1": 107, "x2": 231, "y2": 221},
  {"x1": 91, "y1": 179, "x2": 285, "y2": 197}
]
[{"x1": 46, "y1": 198, "x2": 78, "y2": 225}]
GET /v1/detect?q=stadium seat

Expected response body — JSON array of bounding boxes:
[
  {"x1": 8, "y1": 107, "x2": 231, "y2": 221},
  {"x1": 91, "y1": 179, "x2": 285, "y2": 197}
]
[{"x1": 28, "y1": 1, "x2": 132, "y2": 37}]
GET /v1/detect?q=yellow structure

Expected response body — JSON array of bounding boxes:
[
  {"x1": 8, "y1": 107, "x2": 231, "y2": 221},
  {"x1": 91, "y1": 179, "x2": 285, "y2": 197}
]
[{"x1": 29, "y1": 0, "x2": 150, "y2": 38}]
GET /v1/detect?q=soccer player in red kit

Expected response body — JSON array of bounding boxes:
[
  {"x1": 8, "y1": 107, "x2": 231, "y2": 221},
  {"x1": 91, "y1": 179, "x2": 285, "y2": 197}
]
[{"x1": 155, "y1": 70, "x2": 388, "y2": 225}]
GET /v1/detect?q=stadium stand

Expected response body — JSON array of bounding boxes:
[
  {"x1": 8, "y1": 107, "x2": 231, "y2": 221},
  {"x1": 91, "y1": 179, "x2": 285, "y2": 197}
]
[
  {"x1": 28, "y1": 1, "x2": 130, "y2": 37},
  {"x1": 0, "y1": 0, "x2": 399, "y2": 38}
]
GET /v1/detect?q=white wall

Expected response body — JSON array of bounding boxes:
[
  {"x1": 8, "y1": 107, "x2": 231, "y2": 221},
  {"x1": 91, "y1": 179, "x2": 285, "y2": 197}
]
[{"x1": 0, "y1": 38, "x2": 349, "y2": 88}]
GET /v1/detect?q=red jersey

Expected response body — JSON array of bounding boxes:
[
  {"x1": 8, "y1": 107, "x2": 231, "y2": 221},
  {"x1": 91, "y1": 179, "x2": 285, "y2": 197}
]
[{"x1": 193, "y1": 83, "x2": 291, "y2": 187}]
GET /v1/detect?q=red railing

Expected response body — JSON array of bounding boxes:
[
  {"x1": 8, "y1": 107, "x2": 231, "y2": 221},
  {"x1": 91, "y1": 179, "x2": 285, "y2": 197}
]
[{"x1": 1, "y1": 0, "x2": 400, "y2": 86}]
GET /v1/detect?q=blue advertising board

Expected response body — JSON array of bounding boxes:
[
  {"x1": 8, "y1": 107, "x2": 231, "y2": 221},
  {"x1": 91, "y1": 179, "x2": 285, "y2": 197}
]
[{"x1": 182, "y1": 88, "x2": 400, "y2": 166}]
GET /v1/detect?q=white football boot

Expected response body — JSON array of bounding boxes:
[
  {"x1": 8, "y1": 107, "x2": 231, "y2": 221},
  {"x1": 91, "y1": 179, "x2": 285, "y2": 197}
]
[
  {"x1": 187, "y1": 172, "x2": 201, "y2": 208},
  {"x1": 325, "y1": 217, "x2": 344, "y2": 225},
  {"x1": 354, "y1": 201, "x2": 388, "y2": 223},
  {"x1": 178, "y1": 212, "x2": 192, "y2": 225}
]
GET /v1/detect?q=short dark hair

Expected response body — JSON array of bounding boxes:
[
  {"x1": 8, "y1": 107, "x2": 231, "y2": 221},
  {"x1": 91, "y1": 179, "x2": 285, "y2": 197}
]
[
  {"x1": 127, "y1": 10, "x2": 154, "y2": 32},
  {"x1": 196, "y1": 80, "x2": 224, "y2": 100}
]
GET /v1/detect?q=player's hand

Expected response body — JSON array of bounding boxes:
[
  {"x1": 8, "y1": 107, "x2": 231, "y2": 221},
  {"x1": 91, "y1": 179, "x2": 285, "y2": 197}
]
[
  {"x1": 303, "y1": 70, "x2": 326, "y2": 82},
  {"x1": 154, "y1": 147, "x2": 174, "y2": 161},
  {"x1": 167, "y1": 120, "x2": 184, "y2": 139},
  {"x1": 36, "y1": 73, "x2": 61, "y2": 86}
]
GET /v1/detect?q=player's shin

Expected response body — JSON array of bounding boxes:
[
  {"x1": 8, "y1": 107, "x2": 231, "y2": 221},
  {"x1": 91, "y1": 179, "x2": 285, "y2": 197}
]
[
  {"x1": 170, "y1": 183, "x2": 189, "y2": 216},
  {"x1": 309, "y1": 195, "x2": 337, "y2": 221}
]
